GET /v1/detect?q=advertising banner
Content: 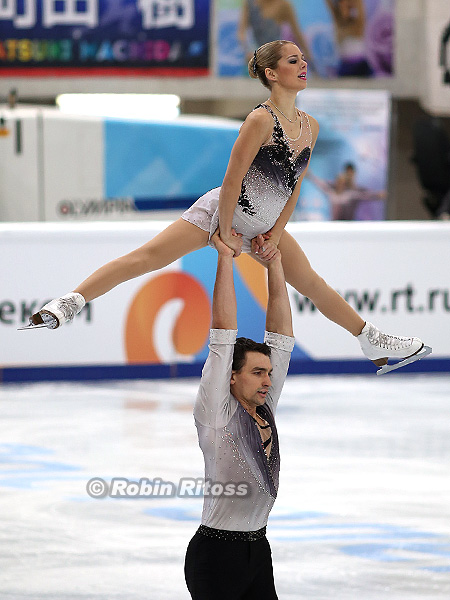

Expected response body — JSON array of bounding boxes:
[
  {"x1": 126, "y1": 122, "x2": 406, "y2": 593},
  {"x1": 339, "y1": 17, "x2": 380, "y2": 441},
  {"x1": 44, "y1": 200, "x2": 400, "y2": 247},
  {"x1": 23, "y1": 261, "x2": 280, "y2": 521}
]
[
  {"x1": 217, "y1": 0, "x2": 395, "y2": 79},
  {"x1": 0, "y1": 108, "x2": 240, "y2": 222},
  {"x1": 421, "y1": 0, "x2": 450, "y2": 117},
  {"x1": 44, "y1": 113, "x2": 240, "y2": 220},
  {"x1": 0, "y1": 0, "x2": 210, "y2": 76},
  {"x1": 296, "y1": 89, "x2": 390, "y2": 221},
  {"x1": 1, "y1": 221, "x2": 448, "y2": 380},
  {"x1": 102, "y1": 115, "x2": 239, "y2": 215}
]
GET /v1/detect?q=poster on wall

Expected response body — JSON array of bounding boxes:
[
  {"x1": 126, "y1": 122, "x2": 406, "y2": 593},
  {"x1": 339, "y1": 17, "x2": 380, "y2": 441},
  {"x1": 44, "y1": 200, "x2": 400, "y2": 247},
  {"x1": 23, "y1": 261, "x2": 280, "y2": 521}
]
[
  {"x1": 441, "y1": 19, "x2": 450, "y2": 86},
  {"x1": 0, "y1": 0, "x2": 210, "y2": 76},
  {"x1": 295, "y1": 89, "x2": 390, "y2": 221},
  {"x1": 420, "y1": 0, "x2": 450, "y2": 117},
  {"x1": 217, "y1": 0, "x2": 394, "y2": 79},
  {"x1": 43, "y1": 112, "x2": 239, "y2": 221}
]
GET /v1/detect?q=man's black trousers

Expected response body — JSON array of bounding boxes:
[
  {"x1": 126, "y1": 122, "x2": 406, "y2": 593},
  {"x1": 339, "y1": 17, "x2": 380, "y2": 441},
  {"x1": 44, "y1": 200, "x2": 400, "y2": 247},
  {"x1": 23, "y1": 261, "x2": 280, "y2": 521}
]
[{"x1": 184, "y1": 528, "x2": 278, "y2": 599}]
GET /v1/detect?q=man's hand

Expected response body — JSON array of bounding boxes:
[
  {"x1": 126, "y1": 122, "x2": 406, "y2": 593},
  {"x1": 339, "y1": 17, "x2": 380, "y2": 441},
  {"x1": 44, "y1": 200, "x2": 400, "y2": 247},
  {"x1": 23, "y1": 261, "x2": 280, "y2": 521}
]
[
  {"x1": 219, "y1": 230, "x2": 243, "y2": 257},
  {"x1": 251, "y1": 233, "x2": 279, "y2": 262},
  {"x1": 212, "y1": 229, "x2": 242, "y2": 256}
]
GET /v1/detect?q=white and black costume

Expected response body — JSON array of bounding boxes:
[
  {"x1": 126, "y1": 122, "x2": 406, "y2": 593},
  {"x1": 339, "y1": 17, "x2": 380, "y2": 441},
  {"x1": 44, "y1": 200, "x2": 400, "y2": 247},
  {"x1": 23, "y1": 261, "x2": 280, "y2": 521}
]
[{"x1": 182, "y1": 104, "x2": 312, "y2": 252}]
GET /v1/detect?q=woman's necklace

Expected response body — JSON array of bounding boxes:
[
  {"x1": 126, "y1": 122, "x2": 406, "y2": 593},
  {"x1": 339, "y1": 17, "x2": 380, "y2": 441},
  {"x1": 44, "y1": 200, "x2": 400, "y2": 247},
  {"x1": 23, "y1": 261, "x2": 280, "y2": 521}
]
[
  {"x1": 268, "y1": 98, "x2": 298, "y2": 123},
  {"x1": 286, "y1": 110, "x2": 303, "y2": 142}
]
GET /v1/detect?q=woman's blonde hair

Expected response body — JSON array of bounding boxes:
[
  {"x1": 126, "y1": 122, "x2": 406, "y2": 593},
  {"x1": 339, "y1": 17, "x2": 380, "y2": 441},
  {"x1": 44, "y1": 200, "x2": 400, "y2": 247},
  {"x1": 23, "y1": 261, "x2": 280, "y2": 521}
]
[{"x1": 248, "y1": 40, "x2": 295, "y2": 89}]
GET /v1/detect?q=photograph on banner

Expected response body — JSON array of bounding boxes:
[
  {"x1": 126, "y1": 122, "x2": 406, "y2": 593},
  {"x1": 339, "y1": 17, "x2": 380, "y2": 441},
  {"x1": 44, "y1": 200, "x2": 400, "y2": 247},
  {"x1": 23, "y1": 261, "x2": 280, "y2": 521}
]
[
  {"x1": 441, "y1": 19, "x2": 450, "y2": 86},
  {"x1": 294, "y1": 89, "x2": 390, "y2": 221},
  {"x1": 431, "y1": 3, "x2": 450, "y2": 116},
  {"x1": 0, "y1": 0, "x2": 210, "y2": 75},
  {"x1": 217, "y1": 0, "x2": 394, "y2": 78}
]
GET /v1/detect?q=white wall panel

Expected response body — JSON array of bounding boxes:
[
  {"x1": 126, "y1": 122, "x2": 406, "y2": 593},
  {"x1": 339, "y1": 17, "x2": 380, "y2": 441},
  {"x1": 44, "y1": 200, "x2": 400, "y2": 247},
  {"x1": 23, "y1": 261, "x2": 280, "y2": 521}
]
[
  {"x1": 0, "y1": 108, "x2": 40, "y2": 221},
  {"x1": 42, "y1": 113, "x2": 104, "y2": 220}
]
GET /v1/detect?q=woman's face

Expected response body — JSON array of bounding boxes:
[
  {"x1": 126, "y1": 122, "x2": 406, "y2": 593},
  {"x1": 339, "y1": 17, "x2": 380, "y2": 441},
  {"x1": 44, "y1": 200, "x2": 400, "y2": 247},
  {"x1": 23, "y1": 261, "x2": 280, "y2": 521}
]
[{"x1": 270, "y1": 44, "x2": 308, "y2": 91}]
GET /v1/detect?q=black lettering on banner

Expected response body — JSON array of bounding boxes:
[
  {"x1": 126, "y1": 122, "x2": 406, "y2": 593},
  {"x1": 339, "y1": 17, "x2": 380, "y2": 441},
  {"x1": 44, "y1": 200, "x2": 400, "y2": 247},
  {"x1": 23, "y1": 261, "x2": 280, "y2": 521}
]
[
  {"x1": 293, "y1": 293, "x2": 317, "y2": 313},
  {"x1": 391, "y1": 284, "x2": 415, "y2": 312},
  {"x1": 0, "y1": 301, "x2": 15, "y2": 324},
  {"x1": 292, "y1": 286, "x2": 450, "y2": 316},
  {"x1": 343, "y1": 290, "x2": 380, "y2": 312},
  {"x1": 58, "y1": 198, "x2": 136, "y2": 217},
  {"x1": 429, "y1": 289, "x2": 440, "y2": 311},
  {"x1": 444, "y1": 291, "x2": 450, "y2": 312},
  {"x1": 0, "y1": 301, "x2": 92, "y2": 326},
  {"x1": 21, "y1": 301, "x2": 38, "y2": 322},
  {"x1": 81, "y1": 303, "x2": 92, "y2": 322}
]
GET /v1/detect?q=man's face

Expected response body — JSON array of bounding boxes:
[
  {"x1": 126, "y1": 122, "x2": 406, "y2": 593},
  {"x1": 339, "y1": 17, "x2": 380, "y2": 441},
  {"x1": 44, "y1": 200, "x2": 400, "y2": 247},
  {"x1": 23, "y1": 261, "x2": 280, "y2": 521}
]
[{"x1": 230, "y1": 351, "x2": 272, "y2": 409}]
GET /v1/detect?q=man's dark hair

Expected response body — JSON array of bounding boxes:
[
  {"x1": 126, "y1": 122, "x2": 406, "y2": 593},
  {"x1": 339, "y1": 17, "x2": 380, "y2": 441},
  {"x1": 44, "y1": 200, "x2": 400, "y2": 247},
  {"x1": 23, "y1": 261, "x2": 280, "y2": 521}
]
[{"x1": 232, "y1": 337, "x2": 271, "y2": 372}]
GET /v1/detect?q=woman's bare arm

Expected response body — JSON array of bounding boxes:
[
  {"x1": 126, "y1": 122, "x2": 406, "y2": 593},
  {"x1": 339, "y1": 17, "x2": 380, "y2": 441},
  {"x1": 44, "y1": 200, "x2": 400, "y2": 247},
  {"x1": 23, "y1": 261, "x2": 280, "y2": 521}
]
[
  {"x1": 237, "y1": 1, "x2": 249, "y2": 45},
  {"x1": 282, "y1": 2, "x2": 313, "y2": 64},
  {"x1": 353, "y1": 0, "x2": 366, "y2": 35},
  {"x1": 218, "y1": 108, "x2": 273, "y2": 255}
]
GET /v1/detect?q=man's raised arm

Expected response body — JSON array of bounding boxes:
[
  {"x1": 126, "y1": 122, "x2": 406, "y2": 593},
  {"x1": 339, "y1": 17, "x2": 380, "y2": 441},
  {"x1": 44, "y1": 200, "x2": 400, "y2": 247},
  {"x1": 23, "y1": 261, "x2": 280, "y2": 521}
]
[
  {"x1": 194, "y1": 232, "x2": 241, "y2": 426},
  {"x1": 211, "y1": 231, "x2": 239, "y2": 331},
  {"x1": 250, "y1": 237, "x2": 295, "y2": 413},
  {"x1": 265, "y1": 249, "x2": 294, "y2": 338}
]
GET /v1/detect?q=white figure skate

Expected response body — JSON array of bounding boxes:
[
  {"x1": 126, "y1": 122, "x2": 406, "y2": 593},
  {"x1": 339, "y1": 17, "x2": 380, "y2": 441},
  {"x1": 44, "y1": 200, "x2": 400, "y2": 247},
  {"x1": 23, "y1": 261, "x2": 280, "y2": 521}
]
[
  {"x1": 358, "y1": 322, "x2": 432, "y2": 375},
  {"x1": 18, "y1": 293, "x2": 86, "y2": 330}
]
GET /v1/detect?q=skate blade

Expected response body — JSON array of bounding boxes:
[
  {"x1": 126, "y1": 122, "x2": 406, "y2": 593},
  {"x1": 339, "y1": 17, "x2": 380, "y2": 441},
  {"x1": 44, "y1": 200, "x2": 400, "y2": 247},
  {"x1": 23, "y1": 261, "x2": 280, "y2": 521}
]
[
  {"x1": 17, "y1": 323, "x2": 49, "y2": 330},
  {"x1": 376, "y1": 346, "x2": 432, "y2": 375}
]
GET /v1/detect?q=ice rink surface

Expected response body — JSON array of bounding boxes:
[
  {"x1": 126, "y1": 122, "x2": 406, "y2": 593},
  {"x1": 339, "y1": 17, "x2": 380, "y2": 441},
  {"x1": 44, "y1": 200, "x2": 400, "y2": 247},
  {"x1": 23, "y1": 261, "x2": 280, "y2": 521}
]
[{"x1": 1, "y1": 374, "x2": 449, "y2": 599}]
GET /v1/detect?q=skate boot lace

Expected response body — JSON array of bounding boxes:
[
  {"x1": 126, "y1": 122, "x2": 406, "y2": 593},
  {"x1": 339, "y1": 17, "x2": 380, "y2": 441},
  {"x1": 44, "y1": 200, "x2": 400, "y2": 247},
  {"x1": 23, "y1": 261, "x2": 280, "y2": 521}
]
[
  {"x1": 367, "y1": 325, "x2": 413, "y2": 351},
  {"x1": 56, "y1": 296, "x2": 80, "y2": 323}
]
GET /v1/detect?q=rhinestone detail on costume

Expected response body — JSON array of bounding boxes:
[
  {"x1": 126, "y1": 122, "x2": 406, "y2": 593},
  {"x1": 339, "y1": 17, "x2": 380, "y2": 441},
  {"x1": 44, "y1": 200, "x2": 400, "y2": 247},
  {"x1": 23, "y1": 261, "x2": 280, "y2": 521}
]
[{"x1": 237, "y1": 104, "x2": 312, "y2": 221}]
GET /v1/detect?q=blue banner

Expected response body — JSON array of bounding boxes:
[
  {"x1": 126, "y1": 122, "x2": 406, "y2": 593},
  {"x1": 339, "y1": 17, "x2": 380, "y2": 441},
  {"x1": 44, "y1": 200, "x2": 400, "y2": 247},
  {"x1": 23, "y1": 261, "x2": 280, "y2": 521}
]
[
  {"x1": 0, "y1": 0, "x2": 210, "y2": 73},
  {"x1": 104, "y1": 117, "x2": 240, "y2": 206}
]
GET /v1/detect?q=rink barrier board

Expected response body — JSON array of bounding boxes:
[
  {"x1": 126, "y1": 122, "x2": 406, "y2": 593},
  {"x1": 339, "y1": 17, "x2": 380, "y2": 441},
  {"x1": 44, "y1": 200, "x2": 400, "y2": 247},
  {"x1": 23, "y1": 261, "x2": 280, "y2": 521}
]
[
  {"x1": 1, "y1": 357, "x2": 448, "y2": 384},
  {"x1": 1, "y1": 221, "x2": 449, "y2": 374}
]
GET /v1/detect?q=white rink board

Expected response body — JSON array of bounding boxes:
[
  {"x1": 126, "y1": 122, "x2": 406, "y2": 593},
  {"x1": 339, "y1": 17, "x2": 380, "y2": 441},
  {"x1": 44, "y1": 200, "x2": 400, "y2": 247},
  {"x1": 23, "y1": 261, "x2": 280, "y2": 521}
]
[
  {"x1": 288, "y1": 222, "x2": 449, "y2": 360},
  {"x1": 0, "y1": 221, "x2": 449, "y2": 369}
]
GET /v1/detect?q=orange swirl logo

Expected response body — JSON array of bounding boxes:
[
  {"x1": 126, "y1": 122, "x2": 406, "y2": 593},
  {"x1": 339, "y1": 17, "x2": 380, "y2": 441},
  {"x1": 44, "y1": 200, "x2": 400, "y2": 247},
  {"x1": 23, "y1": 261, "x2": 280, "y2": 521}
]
[
  {"x1": 235, "y1": 254, "x2": 268, "y2": 310},
  {"x1": 125, "y1": 272, "x2": 211, "y2": 364}
]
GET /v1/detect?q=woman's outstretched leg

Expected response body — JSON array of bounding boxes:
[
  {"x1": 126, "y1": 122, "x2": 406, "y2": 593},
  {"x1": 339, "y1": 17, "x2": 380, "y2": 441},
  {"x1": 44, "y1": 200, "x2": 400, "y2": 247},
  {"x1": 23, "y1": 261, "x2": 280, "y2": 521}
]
[
  {"x1": 30, "y1": 219, "x2": 210, "y2": 328},
  {"x1": 74, "y1": 219, "x2": 210, "y2": 301},
  {"x1": 276, "y1": 230, "x2": 365, "y2": 336},
  {"x1": 273, "y1": 230, "x2": 426, "y2": 370}
]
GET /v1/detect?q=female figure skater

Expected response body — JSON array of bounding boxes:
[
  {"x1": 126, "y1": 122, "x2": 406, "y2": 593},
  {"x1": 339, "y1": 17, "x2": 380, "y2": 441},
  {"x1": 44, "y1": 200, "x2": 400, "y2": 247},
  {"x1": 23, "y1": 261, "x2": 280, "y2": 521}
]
[
  {"x1": 325, "y1": 0, "x2": 373, "y2": 77},
  {"x1": 28, "y1": 40, "x2": 429, "y2": 373}
]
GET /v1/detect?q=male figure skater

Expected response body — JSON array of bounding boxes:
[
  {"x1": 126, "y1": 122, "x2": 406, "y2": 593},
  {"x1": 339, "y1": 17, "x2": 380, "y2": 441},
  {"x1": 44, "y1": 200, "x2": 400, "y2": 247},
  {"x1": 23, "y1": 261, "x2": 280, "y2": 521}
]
[{"x1": 184, "y1": 232, "x2": 295, "y2": 599}]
